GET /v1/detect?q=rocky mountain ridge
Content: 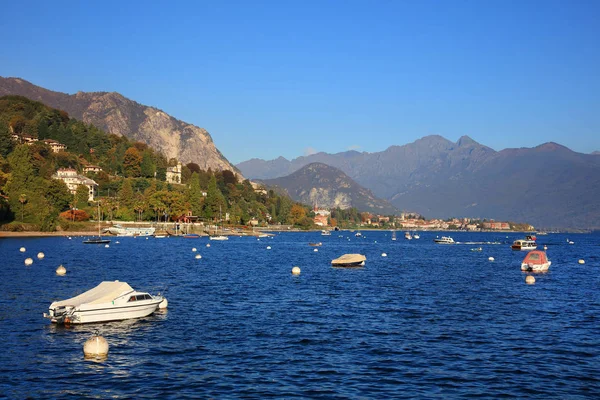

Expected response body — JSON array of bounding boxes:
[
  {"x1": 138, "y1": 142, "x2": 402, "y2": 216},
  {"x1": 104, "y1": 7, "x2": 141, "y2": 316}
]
[
  {"x1": 0, "y1": 77, "x2": 238, "y2": 175},
  {"x1": 238, "y1": 136, "x2": 600, "y2": 229},
  {"x1": 260, "y1": 163, "x2": 399, "y2": 215}
]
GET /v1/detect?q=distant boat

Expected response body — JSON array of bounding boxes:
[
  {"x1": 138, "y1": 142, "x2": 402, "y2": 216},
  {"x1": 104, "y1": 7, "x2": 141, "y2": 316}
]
[
  {"x1": 331, "y1": 253, "x2": 366, "y2": 267},
  {"x1": 104, "y1": 224, "x2": 155, "y2": 237},
  {"x1": 84, "y1": 203, "x2": 111, "y2": 244},
  {"x1": 321, "y1": 230, "x2": 331, "y2": 236},
  {"x1": 183, "y1": 233, "x2": 200, "y2": 239},
  {"x1": 405, "y1": 232, "x2": 412, "y2": 240},
  {"x1": 209, "y1": 235, "x2": 228, "y2": 241},
  {"x1": 391, "y1": 231, "x2": 397, "y2": 241},
  {"x1": 309, "y1": 242, "x2": 322, "y2": 247},
  {"x1": 413, "y1": 233, "x2": 420, "y2": 239},
  {"x1": 521, "y1": 250, "x2": 551, "y2": 272},
  {"x1": 511, "y1": 239, "x2": 537, "y2": 251},
  {"x1": 434, "y1": 236, "x2": 455, "y2": 244},
  {"x1": 355, "y1": 232, "x2": 362, "y2": 237}
]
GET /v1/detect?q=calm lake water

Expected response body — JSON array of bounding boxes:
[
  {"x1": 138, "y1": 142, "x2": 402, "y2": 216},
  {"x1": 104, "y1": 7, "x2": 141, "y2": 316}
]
[{"x1": 1, "y1": 231, "x2": 599, "y2": 398}]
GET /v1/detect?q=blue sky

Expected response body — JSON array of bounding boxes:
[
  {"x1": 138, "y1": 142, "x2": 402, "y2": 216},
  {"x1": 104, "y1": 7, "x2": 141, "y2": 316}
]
[{"x1": 1, "y1": 0, "x2": 599, "y2": 163}]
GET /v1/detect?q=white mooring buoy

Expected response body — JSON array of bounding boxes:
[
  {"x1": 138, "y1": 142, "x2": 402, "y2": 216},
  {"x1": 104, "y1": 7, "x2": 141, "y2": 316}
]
[
  {"x1": 578, "y1": 259, "x2": 585, "y2": 265},
  {"x1": 19, "y1": 247, "x2": 26, "y2": 253},
  {"x1": 24, "y1": 258, "x2": 33, "y2": 266},
  {"x1": 83, "y1": 333, "x2": 109, "y2": 358},
  {"x1": 37, "y1": 252, "x2": 45, "y2": 259},
  {"x1": 56, "y1": 265, "x2": 66, "y2": 275},
  {"x1": 206, "y1": 244, "x2": 211, "y2": 248},
  {"x1": 314, "y1": 248, "x2": 318, "y2": 252},
  {"x1": 192, "y1": 248, "x2": 197, "y2": 252},
  {"x1": 488, "y1": 257, "x2": 495, "y2": 262},
  {"x1": 382, "y1": 253, "x2": 387, "y2": 257},
  {"x1": 266, "y1": 246, "x2": 271, "y2": 250},
  {"x1": 104, "y1": 244, "x2": 109, "y2": 248},
  {"x1": 292, "y1": 266, "x2": 301, "y2": 275},
  {"x1": 195, "y1": 254, "x2": 202, "y2": 259},
  {"x1": 526, "y1": 275, "x2": 536, "y2": 285}
]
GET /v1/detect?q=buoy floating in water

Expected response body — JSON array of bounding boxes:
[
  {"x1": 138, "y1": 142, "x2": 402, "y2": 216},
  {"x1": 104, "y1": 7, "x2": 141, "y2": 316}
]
[
  {"x1": 159, "y1": 298, "x2": 168, "y2": 309},
  {"x1": 489, "y1": 257, "x2": 495, "y2": 262},
  {"x1": 569, "y1": 241, "x2": 574, "y2": 245},
  {"x1": 543, "y1": 245, "x2": 548, "y2": 250},
  {"x1": 83, "y1": 333, "x2": 109, "y2": 358},
  {"x1": 37, "y1": 252, "x2": 45, "y2": 259},
  {"x1": 314, "y1": 248, "x2": 318, "y2": 252},
  {"x1": 526, "y1": 275, "x2": 536, "y2": 285},
  {"x1": 206, "y1": 244, "x2": 211, "y2": 248},
  {"x1": 291, "y1": 266, "x2": 301, "y2": 275},
  {"x1": 382, "y1": 253, "x2": 387, "y2": 257},
  {"x1": 195, "y1": 254, "x2": 202, "y2": 259},
  {"x1": 24, "y1": 258, "x2": 33, "y2": 266},
  {"x1": 192, "y1": 248, "x2": 197, "y2": 252},
  {"x1": 56, "y1": 265, "x2": 66, "y2": 275},
  {"x1": 266, "y1": 246, "x2": 271, "y2": 250},
  {"x1": 104, "y1": 244, "x2": 109, "y2": 248},
  {"x1": 19, "y1": 247, "x2": 26, "y2": 253},
  {"x1": 578, "y1": 259, "x2": 585, "y2": 265}
]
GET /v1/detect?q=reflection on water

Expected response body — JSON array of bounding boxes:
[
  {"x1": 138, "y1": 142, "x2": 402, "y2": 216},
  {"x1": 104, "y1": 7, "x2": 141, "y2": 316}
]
[{"x1": 1, "y1": 231, "x2": 600, "y2": 398}]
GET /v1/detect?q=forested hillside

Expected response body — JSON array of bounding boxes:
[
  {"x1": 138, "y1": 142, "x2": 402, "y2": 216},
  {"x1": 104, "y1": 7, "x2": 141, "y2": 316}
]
[{"x1": 0, "y1": 96, "x2": 310, "y2": 231}]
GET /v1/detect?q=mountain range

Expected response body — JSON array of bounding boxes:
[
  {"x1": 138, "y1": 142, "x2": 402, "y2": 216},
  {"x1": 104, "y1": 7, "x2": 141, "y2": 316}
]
[
  {"x1": 260, "y1": 163, "x2": 399, "y2": 215},
  {"x1": 0, "y1": 77, "x2": 238, "y2": 175},
  {"x1": 238, "y1": 136, "x2": 600, "y2": 229}
]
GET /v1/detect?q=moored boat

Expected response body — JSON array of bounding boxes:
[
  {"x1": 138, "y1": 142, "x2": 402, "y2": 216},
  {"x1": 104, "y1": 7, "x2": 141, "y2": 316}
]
[
  {"x1": 331, "y1": 253, "x2": 366, "y2": 267},
  {"x1": 434, "y1": 236, "x2": 455, "y2": 244},
  {"x1": 44, "y1": 281, "x2": 164, "y2": 324},
  {"x1": 511, "y1": 239, "x2": 537, "y2": 251},
  {"x1": 209, "y1": 235, "x2": 228, "y2": 241},
  {"x1": 104, "y1": 224, "x2": 156, "y2": 237},
  {"x1": 405, "y1": 232, "x2": 412, "y2": 240},
  {"x1": 521, "y1": 250, "x2": 551, "y2": 272}
]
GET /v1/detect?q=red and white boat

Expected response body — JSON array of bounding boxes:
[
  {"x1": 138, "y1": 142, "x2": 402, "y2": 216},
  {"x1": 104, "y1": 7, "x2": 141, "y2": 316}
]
[{"x1": 521, "y1": 250, "x2": 551, "y2": 272}]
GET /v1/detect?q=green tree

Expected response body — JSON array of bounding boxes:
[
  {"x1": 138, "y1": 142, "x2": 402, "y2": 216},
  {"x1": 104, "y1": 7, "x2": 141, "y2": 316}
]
[
  {"x1": 203, "y1": 174, "x2": 225, "y2": 220},
  {"x1": 45, "y1": 179, "x2": 71, "y2": 212},
  {"x1": 123, "y1": 147, "x2": 142, "y2": 177},
  {"x1": 75, "y1": 185, "x2": 89, "y2": 209},
  {"x1": 140, "y1": 151, "x2": 156, "y2": 178},
  {"x1": 0, "y1": 121, "x2": 15, "y2": 157},
  {"x1": 119, "y1": 178, "x2": 135, "y2": 209},
  {"x1": 188, "y1": 172, "x2": 203, "y2": 216}
]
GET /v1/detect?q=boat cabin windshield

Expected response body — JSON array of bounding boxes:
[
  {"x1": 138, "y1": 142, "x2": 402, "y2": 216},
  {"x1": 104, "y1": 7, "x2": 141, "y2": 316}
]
[{"x1": 128, "y1": 294, "x2": 153, "y2": 302}]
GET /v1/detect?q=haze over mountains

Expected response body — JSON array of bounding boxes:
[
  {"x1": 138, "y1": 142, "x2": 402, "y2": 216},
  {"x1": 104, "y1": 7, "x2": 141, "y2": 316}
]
[
  {"x1": 0, "y1": 77, "x2": 238, "y2": 175},
  {"x1": 260, "y1": 163, "x2": 399, "y2": 215},
  {"x1": 238, "y1": 136, "x2": 600, "y2": 229}
]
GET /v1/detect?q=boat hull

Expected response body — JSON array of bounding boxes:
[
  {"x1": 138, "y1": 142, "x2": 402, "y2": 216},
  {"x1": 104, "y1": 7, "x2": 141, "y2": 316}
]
[
  {"x1": 521, "y1": 261, "x2": 551, "y2": 272},
  {"x1": 49, "y1": 300, "x2": 162, "y2": 324}
]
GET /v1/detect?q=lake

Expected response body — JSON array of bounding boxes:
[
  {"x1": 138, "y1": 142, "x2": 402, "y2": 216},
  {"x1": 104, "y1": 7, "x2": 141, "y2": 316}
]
[{"x1": 1, "y1": 231, "x2": 599, "y2": 398}]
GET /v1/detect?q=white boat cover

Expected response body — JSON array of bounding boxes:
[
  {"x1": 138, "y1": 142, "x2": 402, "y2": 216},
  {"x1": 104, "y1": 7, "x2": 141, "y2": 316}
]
[
  {"x1": 51, "y1": 281, "x2": 134, "y2": 308},
  {"x1": 331, "y1": 254, "x2": 367, "y2": 265}
]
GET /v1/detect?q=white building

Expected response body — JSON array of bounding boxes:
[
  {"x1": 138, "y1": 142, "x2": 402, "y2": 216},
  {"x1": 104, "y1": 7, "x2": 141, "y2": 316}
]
[
  {"x1": 53, "y1": 168, "x2": 98, "y2": 202},
  {"x1": 166, "y1": 162, "x2": 182, "y2": 184}
]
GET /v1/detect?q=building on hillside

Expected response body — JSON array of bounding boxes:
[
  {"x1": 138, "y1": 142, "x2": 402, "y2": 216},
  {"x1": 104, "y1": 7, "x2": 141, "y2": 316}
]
[
  {"x1": 53, "y1": 168, "x2": 98, "y2": 202},
  {"x1": 83, "y1": 164, "x2": 103, "y2": 173},
  {"x1": 41, "y1": 139, "x2": 67, "y2": 153},
  {"x1": 482, "y1": 221, "x2": 510, "y2": 230},
  {"x1": 12, "y1": 134, "x2": 38, "y2": 145},
  {"x1": 166, "y1": 162, "x2": 182, "y2": 184},
  {"x1": 313, "y1": 206, "x2": 330, "y2": 227}
]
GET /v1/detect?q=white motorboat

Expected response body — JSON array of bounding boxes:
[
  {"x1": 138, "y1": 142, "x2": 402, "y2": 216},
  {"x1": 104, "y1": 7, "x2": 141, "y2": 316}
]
[
  {"x1": 405, "y1": 232, "x2": 412, "y2": 240},
  {"x1": 321, "y1": 230, "x2": 331, "y2": 236},
  {"x1": 434, "y1": 236, "x2": 455, "y2": 244},
  {"x1": 521, "y1": 250, "x2": 551, "y2": 272},
  {"x1": 511, "y1": 239, "x2": 537, "y2": 251},
  {"x1": 44, "y1": 281, "x2": 164, "y2": 325},
  {"x1": 413, "y1": 233, "x2": 420, "y2": 239},
  {"x1": 209, "y1": 235, "x2": 229, "y2": 241},
  {"x1": 355, "y1": 232, "x2": 362, "y2": 237},
  {"x1": 391, "y1": 231, "x2": 397, "y2": 241},
  {"x1": 104, "y1": 224, "x2": 156, "y2": 237}
]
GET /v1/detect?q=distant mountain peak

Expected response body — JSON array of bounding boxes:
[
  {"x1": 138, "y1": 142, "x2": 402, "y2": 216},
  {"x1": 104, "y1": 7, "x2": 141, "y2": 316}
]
[
  {"x1": 535, "y1": 142, "x2": 571, "y2": 152},
  {"x1": 456, "y1": 135, "x2": 478, "y2": 147}
]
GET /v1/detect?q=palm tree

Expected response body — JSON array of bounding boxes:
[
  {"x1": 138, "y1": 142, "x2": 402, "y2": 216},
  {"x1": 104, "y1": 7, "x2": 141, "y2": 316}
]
[{"x1": 18, "y1": 194, "x2": 27, "y2": 222}]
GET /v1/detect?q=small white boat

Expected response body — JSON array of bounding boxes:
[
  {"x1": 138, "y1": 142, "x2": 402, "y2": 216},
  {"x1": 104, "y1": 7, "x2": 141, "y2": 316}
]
[
  {"x1": 405, "y1": 232, "x2": 412, "y2": 240},
  {"x1": 209, "y1": 235, "x2": 229, "y2": 241},
  {"x1": 521, "y1": 250, "x2": 551, "y2": 272},
  {"x1": 413, "y1": 233, "x2": 420, "y2": 239},
  {"x1": 434, "y1": 236, "x2": 455, "y2": 244},
  {"x1": 355, "y1": 232, "x2": 362, "y2": 237},
  {"x1": 331, "y1": 253, "x2": 366, "y2": 267},
  {"x1": 391, "y1": 231, "x2": 397, "y2": 241},
  {"x1": 511, "y1": 239, "x2": 537, "y2": 251},
  {"x1": 44, "y1": 281, "x2": 164, "y2": 324},
  {"x1": 321, "y1": 230, "x2": 331, "y2": 236}
]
